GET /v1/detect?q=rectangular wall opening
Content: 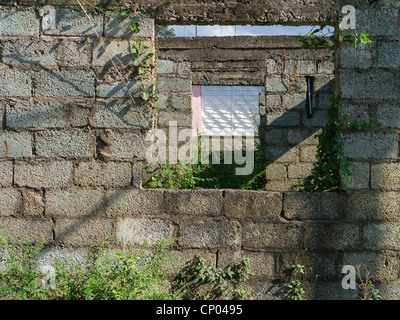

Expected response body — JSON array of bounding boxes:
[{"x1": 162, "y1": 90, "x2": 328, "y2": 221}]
[{"x1": 156, "y1": 24, "x2": 335, "y2": 37}]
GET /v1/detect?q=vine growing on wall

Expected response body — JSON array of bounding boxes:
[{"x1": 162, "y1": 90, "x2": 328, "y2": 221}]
[
  {"x1": 291, "y1": 24, "x2": 373, "y2": 192},
  {"x1": 82, "y1": 1, "x2": 160, "y2": 128}
]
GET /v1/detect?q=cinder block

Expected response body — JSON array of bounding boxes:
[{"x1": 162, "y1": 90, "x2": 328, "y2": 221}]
[
  {"x1": 339, "y1": 42, "x2": 374, "y2": 69},
  {"x1": 96, "y1": 81, "x2": 152, "y2": 98},
  {"x1": 339, "y1": 71, "x2": 397, "y2": 100},
  {"x1": 180, "y1": 218, "x2": 242, "y2": 249},
  {"x1": 375, "y1": 281, "x2": 400, "y2": 300},
  {"x1": 376, "y1": 105, "x2": 400, "y2": 128},
  {"x1": 378, "y1": 41, "x2": 400, "y2": 68},
  {"x1": 3, "y1": 40, "x2": 58, "y2": 66},
  {"x1": 0, "y1": 218, "x2": 53, "y2": 244},
  {"x1": 371, "y1": 163, "x2": 400, "y2": 190},
  {"x1": 93, "y1": 100, "x2": 151, "y2": 129},
  {"x1": 287, "y1": 129, "x2": 318, "y2": 145},
  {"x1": 104, "y1": 189, "x2": 164, "y2": 216},
  {"x1": 302, "y1": 222, "x2": 361, "y2": 250},
  {"x1": 313, "y1": 76, "x2": 332, "y2": 93},
  {"x1": 109, "y1": 131, "x2": 148, "y2": 159},
  {"x1": 93, "y1": 39, "x2": 139, "y2": 67},
  {"x1": 58, "y1": 40, "x2": 91, "y2": 67},
  {"x1": 46, "y1": 190, "x2": 105, "y2": 218},
  {"x1": 157, "y1": 110, "x2": 192, "y2": 127},
  {"x1": 0, "y1": 70, "x2": 31, "y2": 97},
  {"x1": 0, "y1": 161, "x2": 13, "y2": 187},
  {"x1": 265, "y1": 94, "x2": 281, "y2": 109},
  {"x1": 356, "y1": 9, "x2": 399, "y2": 37},
  {"x1": 340, "y1": 104, "x2": 370, "y2": 124},
  {"x1": 363, "y1": 223, "x2": 400, "y2": 250},
  {"x1": 266, "y1": 110, "x2": 301, "y2": 127},
  {"x1": 341, "y1": 162, "x2": 370, "y2": 190},
  {"x1": 35, "y1": 131, "x2": 96, "y2": 158},
  {"x1": 283, "y1": 192, "x2": 341, "y2": 220},
  {"x1": 281, "y1": 93, "x2": 306, "y2": 110},
  {"x1": 265, "y1": 77, "x2": 289, "y2": 93},
  {"x1": 344, "y1": 251, "x2": 399, "y2": 282},
  {"x1": 265, "y1": 128, "x2": 286, "y2": 146},
  {"x1": 266, "y1": 163, "x2": 287, "y2": 180},
  {"x1": 218, "y1": 250, "x2": 275, "y2": 278},
  {"x1": 317, "y1": 60, "x2": 334, "y2": 74},
  {"x1": 171, "y1": 94, "x2": 191, "y2": 109},
  {"x1": 266, "y1": 179, "x2": 301, "y2": 191},
  {"x1": 157, "y1": 59, "x2": 175, "y2": 74},
  {"x1": 74, "y1": 161, "x2": 132, "y2": 187},
  {"x1": 300, "y1": 145, "x2": 317, "y2": 162},
  {"x1": 156, "y1": 94, "x2": 168, "y2": 109},
  {"x1": 177, "y1": 61, "x2": 191, "y2": 74},
  {"x1": 6, "y1": 102, "x2": 67, "y2": 129},
  {"x1": 276, "y1": 251, "x2": 339, "y2": 279},
  {"x1": 313, "y1": 281, "x2": 357, "y2": 300},
  {"x1": 157, "y1": 77, "x2": 191, "y2": 93},
  {"x1": 0, "y1": 131, "x2": 32, "y2": 158},
  {"x1": 266, "y1": 146, "x2": 299, "y2": 163},
  {"x1": 164, "y1": 189, "x2": 223, "y2": 216},
  {"x1": 223, "y1": 190, "x2": 283, "y2": 220},
  {"x1": 0, "y1": 8, "x2": 39, "y2": 37},
  {"x1": 344, "y1": 191, "x2": 400, "y2": 221},
  {"x1": 14, "y1": 161, "x2": 73, "y2": 189},
  {"x1": 343, "y1": 132, "x2": 398, "y2": 159},
  {"x1": 0, "y1": 189, "x2": 20, "y2": 217},
  {"x1": 287, "y1": 162, "x2": 313, "y2": 179},
  {"x1": 36, "y1": 247, "x2": 88, "y2": 270},
  {"x1": 116, "y1": 218, "x2": 175, "y2": 245},
  {"x1": 69, "y1": 105, "x2": 91, "y2": 127},
  {"x1": 21, "y1": 190, "x2": 44, "y2": 217},
  {"x1": 286, "y1": 60, "x2": 317, "y2": 75},
  {"x1": 43, "y1": 8, "x2": 103, "y2": 36},
  {"x1": 104, "y1": 13, "x2": 154, "y2": 38},
  {"x1": 164, "y1": 250, "x2": 216, "y2": 272},
  {"x1": 54, "y1": 218, "x2": 114, "y2": 247},
  {"x1": 302, "y1": 110, "x2": 327, "y2": 127},
  {"x1": 34, "y1": 70, "x2": 95, "y2": 97},
  {"x1": 242, "y1": 221, "x2": 300, "y2": 249},
  {"x1": 315, "y1": 92, "x2": 331, "y2": 109}
]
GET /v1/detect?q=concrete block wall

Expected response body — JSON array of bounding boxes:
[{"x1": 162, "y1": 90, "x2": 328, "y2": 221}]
[
  {"x1": 3, "y1": 187, "x2": 400, "y2": 299},
  {"x1": 337, "y1": 0, "x2": 400, "y2": 191},
  {"x1": 0, "y1": 0, "x2": 399, "y2": 300}
]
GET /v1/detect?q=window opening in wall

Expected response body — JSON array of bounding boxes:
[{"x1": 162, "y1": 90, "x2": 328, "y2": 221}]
[
  {"x1": 192, "y1": 86, "x2": 264, "y2": 136},
  {"x1": 157, "y1": 24, "x2": 335, "y2": 37}
]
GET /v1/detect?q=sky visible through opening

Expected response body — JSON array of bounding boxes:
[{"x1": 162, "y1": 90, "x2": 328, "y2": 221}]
[{"x1": 161, "y1": 25, "x2": 335, "y2": 37}]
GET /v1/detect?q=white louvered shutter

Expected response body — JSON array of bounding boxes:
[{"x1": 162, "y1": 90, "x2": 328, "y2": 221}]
[{"x1": 201, "y1": 86, "x2": 264, "y2": 136}]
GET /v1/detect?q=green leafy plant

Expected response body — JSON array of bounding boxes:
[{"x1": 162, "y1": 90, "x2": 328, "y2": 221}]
[
  {"x1": 356, "y1": 265, "x2": 385, "y2": 301},
  {"x1": 291, "y1": 94, "x2": 374, "y2": 192},
  {"x1": 143, "y1": 131, "x2": 269, "y2": 190},
  {"x1": 0, "y1": 233, "x2": 48, "y2": 300},
  {"x1": 292, "y1": 25, "x2": 373, "y2": 192},
  {"x1": 84, "y1": 1, "x2": 158, "y2": 104},
  {"x1": 0, "y1": 232, "x2": 186, "y2": 300},
  {"x1": 176, "y1": 255, "x2": 254, "y2": 300},
  {"x1": 0, "y1": 232, "x2": 255, "y2": 301},
  {"x1": 286, "y1": 264, "x2": 306, "y2": 300}
]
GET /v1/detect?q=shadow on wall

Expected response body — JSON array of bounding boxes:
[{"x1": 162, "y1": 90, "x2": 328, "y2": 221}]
[{"x1": 263, "y1": 80, "x2": 332, "y2": 191}]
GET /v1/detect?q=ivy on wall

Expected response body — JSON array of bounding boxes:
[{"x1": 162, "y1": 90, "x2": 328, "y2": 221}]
[{"x1": 291, "y1": 24, "x2": 373, "y2": 192}]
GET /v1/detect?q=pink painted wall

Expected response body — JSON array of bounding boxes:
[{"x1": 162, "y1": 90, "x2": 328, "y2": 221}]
[{"x1": 192, "y1": 85, "x2": 202, "y2": 136}]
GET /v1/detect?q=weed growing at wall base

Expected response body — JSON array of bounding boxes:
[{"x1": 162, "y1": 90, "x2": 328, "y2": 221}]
[
  {"x1": 0, "y1": 232, "x2": 184, "y2": 300},
  {"x1": 0, "y1": 231, "x2": 254, "y2": 300}
]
